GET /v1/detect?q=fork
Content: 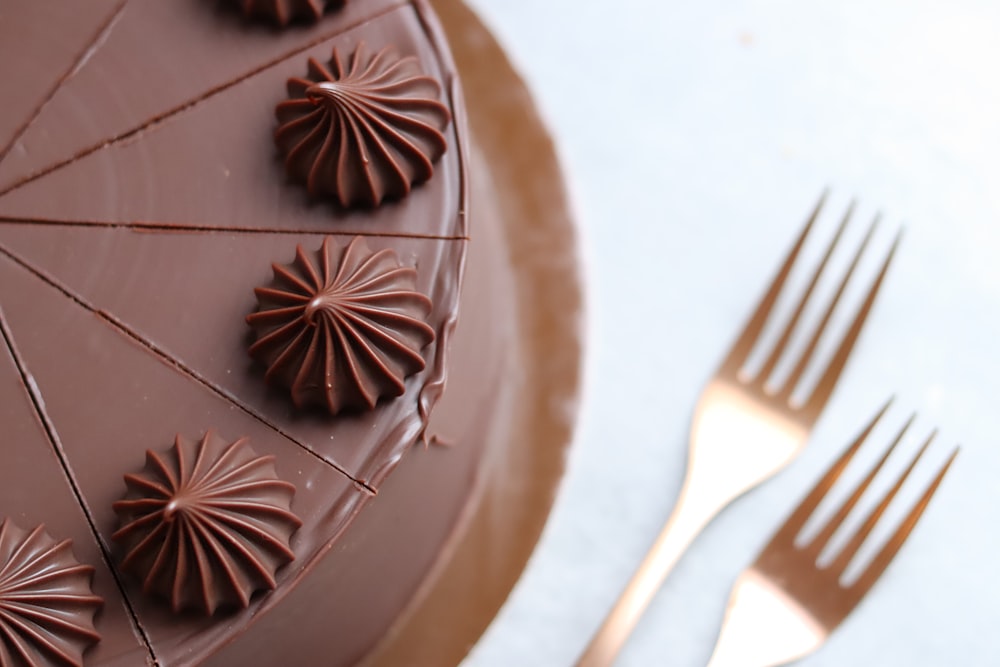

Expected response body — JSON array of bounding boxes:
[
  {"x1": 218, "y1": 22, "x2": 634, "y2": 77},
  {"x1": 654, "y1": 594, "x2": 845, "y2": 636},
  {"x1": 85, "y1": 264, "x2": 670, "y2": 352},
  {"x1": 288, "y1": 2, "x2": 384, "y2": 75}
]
[
  {"x1": 706, "y1": 402, "x2": 958, "y2": 667},
  {"x1": 576, "y1": 195, "x2": 900, "y2": 666}
]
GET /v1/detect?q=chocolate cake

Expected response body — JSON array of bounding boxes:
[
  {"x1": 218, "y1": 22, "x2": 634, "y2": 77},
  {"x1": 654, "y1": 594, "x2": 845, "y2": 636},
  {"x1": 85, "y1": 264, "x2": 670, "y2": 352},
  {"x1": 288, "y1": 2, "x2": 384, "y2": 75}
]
[{"x1": 0, "y1": 1, "x2": 518, "y2": 664}]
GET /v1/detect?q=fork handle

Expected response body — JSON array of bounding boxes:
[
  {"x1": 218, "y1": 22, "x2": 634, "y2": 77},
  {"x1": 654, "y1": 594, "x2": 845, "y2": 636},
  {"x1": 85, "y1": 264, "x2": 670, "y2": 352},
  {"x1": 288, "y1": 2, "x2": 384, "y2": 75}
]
[{"x1": 575, "y1": 485, "x2": 728, "y2": 667}]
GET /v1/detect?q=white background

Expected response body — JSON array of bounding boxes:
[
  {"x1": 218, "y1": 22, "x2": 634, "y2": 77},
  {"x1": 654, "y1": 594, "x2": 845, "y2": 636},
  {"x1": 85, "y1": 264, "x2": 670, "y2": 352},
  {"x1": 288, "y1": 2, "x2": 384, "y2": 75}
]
[{"x1": 462, "y1": 1, "x2": 1000, "y2": 666}]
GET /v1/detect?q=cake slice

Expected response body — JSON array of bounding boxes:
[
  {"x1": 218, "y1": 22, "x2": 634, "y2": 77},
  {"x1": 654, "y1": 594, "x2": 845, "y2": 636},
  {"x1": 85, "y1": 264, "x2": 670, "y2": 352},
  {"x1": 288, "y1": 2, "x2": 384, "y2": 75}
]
[
  {"x1": 0, "y1": 4, "x2": 465, "y2": 239},
  {"x1": 0, "y1": 222, "x2": 463, "y2": 483}
]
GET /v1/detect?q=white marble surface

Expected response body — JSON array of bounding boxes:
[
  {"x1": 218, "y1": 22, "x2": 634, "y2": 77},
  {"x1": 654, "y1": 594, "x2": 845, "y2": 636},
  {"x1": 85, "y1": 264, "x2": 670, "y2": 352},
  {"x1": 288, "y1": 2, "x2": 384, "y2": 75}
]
[{"x1": 461, "y1": 1, "x2": 1000, "y2": 666}]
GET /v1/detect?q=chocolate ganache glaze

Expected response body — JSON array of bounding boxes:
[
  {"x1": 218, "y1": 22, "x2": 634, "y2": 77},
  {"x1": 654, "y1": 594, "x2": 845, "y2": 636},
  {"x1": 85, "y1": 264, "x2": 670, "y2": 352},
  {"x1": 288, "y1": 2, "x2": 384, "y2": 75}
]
[{"x1": 0, "y1": 0, "x2": 524, "y2": 665}]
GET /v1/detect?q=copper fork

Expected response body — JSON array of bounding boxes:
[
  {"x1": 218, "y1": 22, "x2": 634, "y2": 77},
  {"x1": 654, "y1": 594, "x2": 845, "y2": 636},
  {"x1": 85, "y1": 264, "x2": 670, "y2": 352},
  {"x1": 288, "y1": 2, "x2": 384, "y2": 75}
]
[
  {"x1": 706, "y1": 402, "x2": 958, "y2": 667},
  {"x1": 577, "y1": 196, "x2": 900, "y2": 666}
]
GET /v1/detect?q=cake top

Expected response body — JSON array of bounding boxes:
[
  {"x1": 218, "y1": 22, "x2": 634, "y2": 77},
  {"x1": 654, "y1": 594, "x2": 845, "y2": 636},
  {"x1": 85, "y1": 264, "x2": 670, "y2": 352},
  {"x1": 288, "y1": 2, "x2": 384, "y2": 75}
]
[{"x1": 0, "y1": 0, "x2": 469, "y2": 663}]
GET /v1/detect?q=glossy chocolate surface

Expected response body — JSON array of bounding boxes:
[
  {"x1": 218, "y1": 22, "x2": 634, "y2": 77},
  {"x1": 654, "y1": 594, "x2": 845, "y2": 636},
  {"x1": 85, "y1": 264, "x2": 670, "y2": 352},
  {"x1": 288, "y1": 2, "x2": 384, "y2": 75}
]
[
  {"x1": 0, "y1": 0, "x2": 122, "y2": 165},
  {"x1": 0, "y1": 1, "x2": 509, "y2": 664},
  {"x1": 0, "y1": 2, "x2": 466, "y2": 239}
]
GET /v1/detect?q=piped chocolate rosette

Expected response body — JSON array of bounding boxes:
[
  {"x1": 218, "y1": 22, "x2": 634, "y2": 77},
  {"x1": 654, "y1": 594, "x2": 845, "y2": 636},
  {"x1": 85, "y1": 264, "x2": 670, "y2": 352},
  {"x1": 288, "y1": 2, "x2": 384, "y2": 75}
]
[
  {"x1": 233, "y1": 0, "x2": 347, "y2": 26},
  {"x1": 247, "y1": 236, "x2": 436, "y2": 414},
  {"x1": 0, "y1": 519, "x2": 102, "y2": 667},
  {"x1": 275, "y1": 43, "x2": 451, "y2": 207},
  {"x1": 112, "y1": 432, "x2": 301, "y2": 616}
]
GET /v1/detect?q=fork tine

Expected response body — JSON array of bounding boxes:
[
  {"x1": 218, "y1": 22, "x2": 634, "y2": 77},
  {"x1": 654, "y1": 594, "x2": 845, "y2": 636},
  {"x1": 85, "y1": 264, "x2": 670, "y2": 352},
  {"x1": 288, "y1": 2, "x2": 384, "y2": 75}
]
[
  {"x1": 756, "y1": 201, "x2": 853, "y2": 382},
  {"x1": 847, "y1": 447, "x2": 958, "y2": 599},
  {"x1": 800, "y1": 228, "x2": 902, "y2": 421},
  {"x1": 804, "y1": 414, "x2": 915, "y2": 559},
  {"x1": 719, "y1": 191, "x2": 827, "y2": 377},
  {"x1": 767, "y1": 400, "x2": 891, "y2": 549},
  {"x1": 776, "y1": 212, "x2": 877, "y2": 401},
  {"x1": 827, "y1": 428, "x2": 934, "y2": 577}
]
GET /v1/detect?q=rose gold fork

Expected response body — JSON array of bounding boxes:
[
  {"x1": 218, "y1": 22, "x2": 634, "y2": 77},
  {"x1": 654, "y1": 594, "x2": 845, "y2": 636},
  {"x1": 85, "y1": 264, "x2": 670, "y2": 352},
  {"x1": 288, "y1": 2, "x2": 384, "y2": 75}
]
[
  {"x1": 706, "y1": 402, "x2": 958, "y2": 667},
  {"x1": 577, "y1": 195, "x2": 900, "y2": 666}
]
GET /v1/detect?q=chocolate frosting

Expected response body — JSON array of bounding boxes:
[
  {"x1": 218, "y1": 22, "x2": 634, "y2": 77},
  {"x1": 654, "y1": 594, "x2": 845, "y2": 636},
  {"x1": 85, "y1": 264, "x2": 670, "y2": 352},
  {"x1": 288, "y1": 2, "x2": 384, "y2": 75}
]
[
  {"x1": 275, "y1": 43, "x2": 451, "y2": 207},
  {"x1": 234, "y1": 0, "x2": 345, "y2": 26},
  {"x1": 248, "y1": 235, "x2": 435, "y2": 414},
  {"x1": 0, "y1": 0, "x2": 481, "y2": 663},
  {"x1": 112, "y1": 432, "x2": 301, "y2": 615},
  {"x1": 0, "y1": 519, "x2": 102, "y2": 667}
]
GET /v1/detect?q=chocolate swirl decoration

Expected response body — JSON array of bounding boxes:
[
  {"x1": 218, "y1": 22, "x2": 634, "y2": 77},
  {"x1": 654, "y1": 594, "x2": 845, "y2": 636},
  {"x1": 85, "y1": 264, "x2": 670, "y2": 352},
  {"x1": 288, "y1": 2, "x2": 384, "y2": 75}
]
[
  {"x1": 247, "y1": 236, "x2": 435, "y2": 414},
  {"x1": 0, "y1": 519, "x2": 102, "y2": 667},
  {"x1": 233, "y1": 0, "x2": 345, "y2": 26},
  {"x1": 112, "y1": 432, "x2": 301, "y2": 616},
  {"x1": 274, "y1": 43, "x2": 451, "y2": 208}
]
